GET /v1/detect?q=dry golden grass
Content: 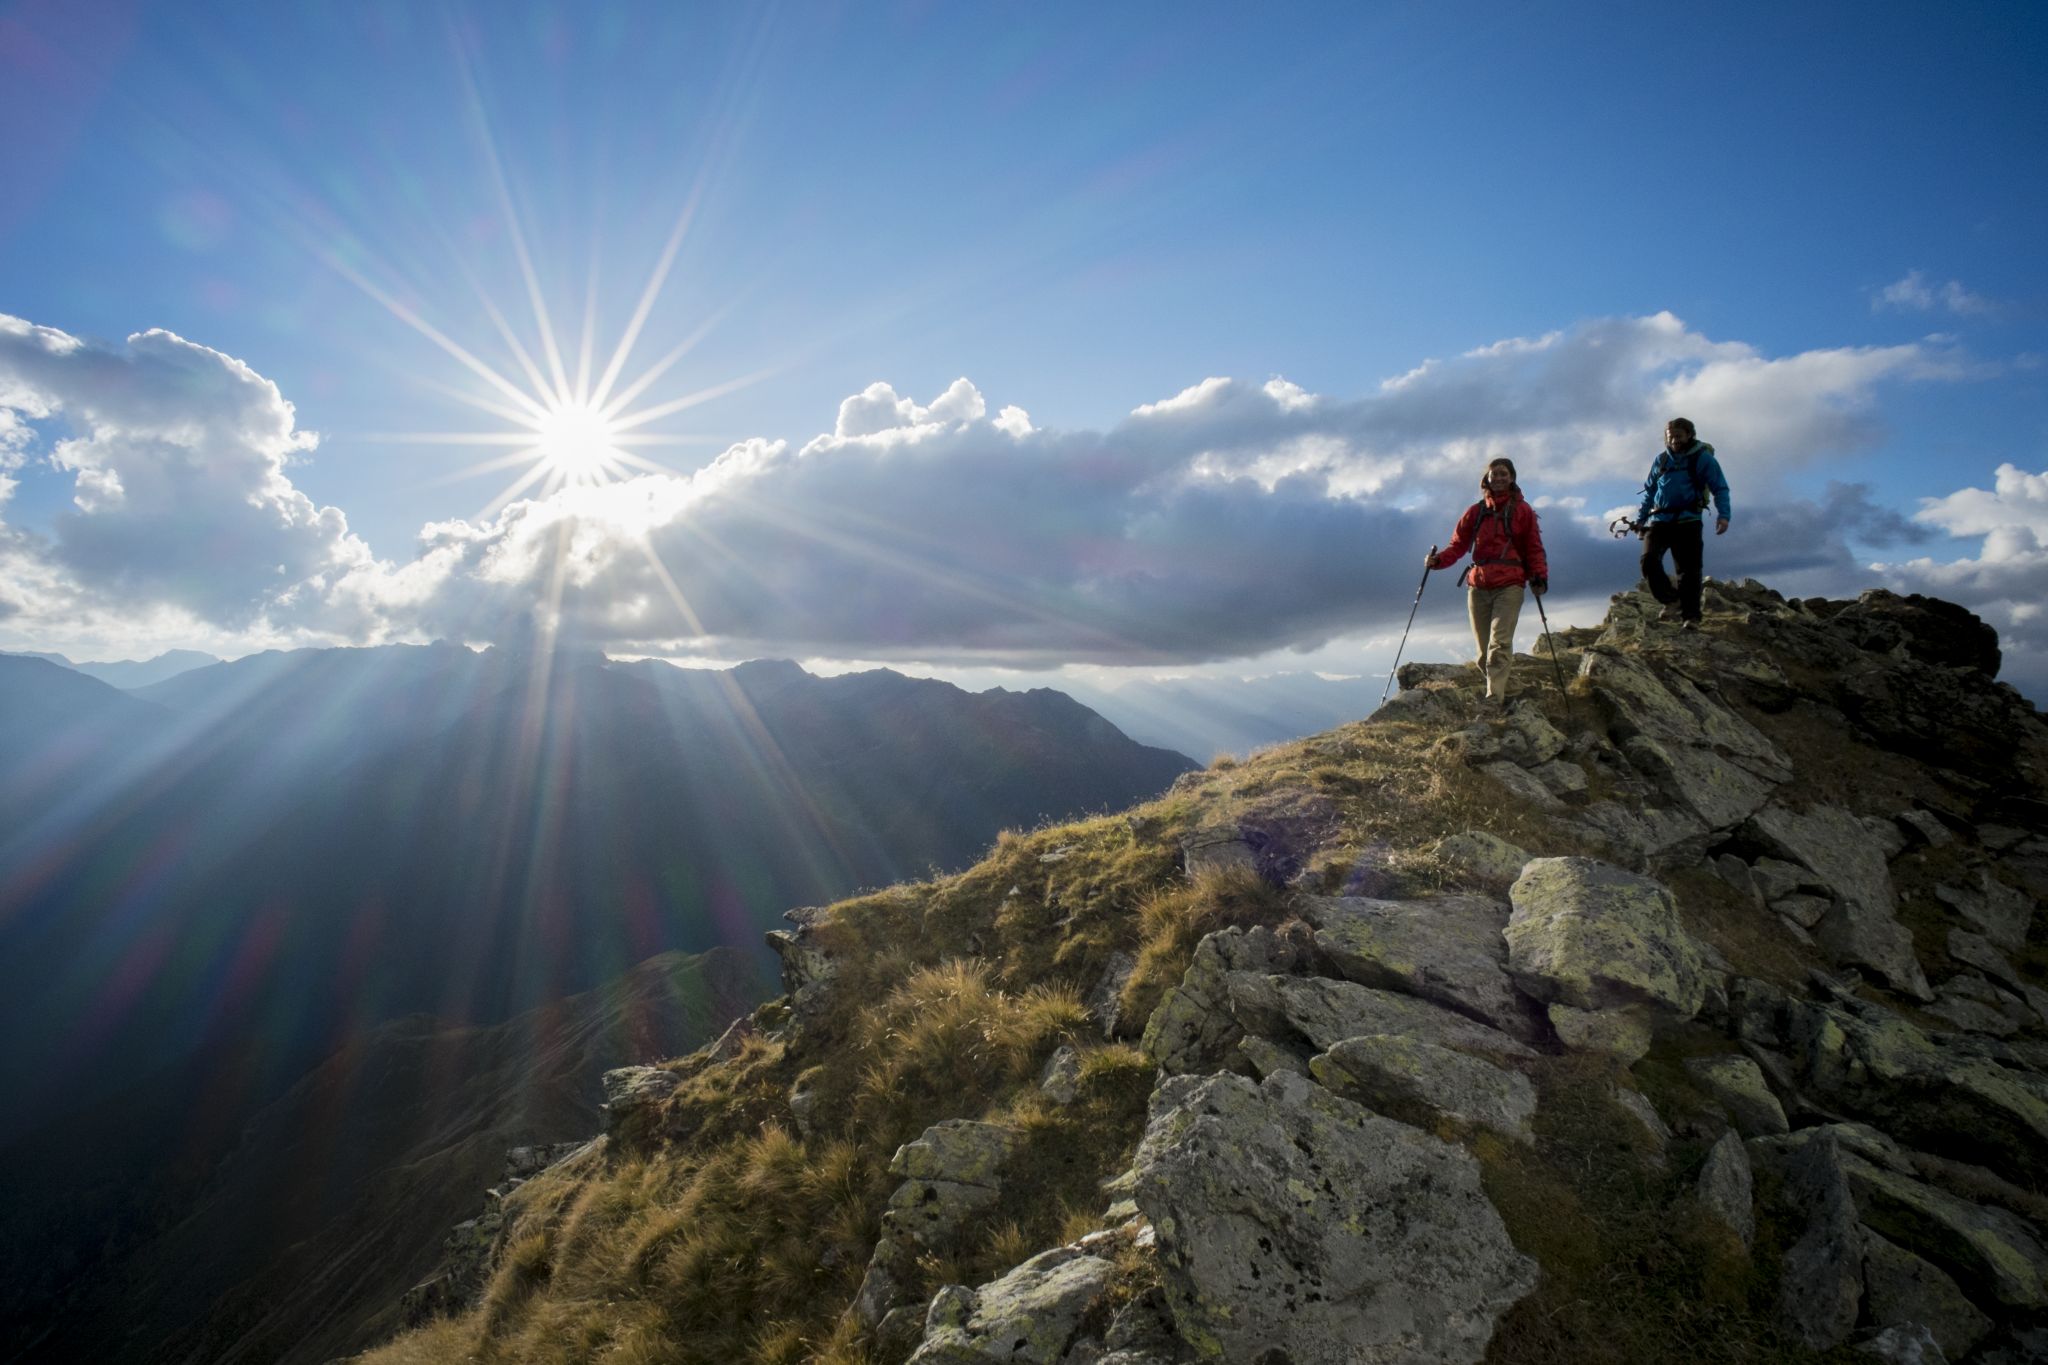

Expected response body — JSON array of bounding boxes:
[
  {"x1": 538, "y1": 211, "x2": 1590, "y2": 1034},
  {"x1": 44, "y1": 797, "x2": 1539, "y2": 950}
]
[
  {"x1": 372, "y1": 624, "x2": 1904, "y2": 1365},
  {"x1": 1116, "y1": 864, "x2": 1293, "y2": 1036}
]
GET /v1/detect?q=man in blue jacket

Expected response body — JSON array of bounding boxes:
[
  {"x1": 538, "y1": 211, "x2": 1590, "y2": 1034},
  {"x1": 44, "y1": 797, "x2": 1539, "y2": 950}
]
[{"x1": 1636, "y1": 417, "x2": 1731, "y2": 631}]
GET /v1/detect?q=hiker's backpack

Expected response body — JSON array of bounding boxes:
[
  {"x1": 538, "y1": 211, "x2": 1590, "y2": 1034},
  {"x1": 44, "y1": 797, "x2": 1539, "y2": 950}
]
[
  {"x1": 1652, "y1": 444, "x2": 1712, "y2": 518},
  {"x1": 1456, "y1": 499, "x2": 1523, "y2": 587}
]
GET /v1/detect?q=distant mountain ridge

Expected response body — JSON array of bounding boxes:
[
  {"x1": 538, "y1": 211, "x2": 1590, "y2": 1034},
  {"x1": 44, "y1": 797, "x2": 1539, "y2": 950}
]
[
  {"x1": 0, "y1": 642, "x2": 1193, "y2": 1358},
  {"x1": 1, "y1": 644, "x2": 1194, "y2": 1125},
  {"x1": 1063, "y1": 670, "x2": 1369, "y2": 760},
  {"x1": 3, "y1": 647, "x2": 221, "y2": 689}
]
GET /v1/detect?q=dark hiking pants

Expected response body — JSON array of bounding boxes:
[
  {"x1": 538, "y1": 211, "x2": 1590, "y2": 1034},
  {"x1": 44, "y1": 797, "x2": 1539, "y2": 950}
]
[{"x1": 1641, "y1": 518, "x2": 1705, "y2": 622}]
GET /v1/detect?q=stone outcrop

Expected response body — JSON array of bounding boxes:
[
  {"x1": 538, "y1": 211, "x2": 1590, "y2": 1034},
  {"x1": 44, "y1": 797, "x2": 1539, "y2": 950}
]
[
  {"x1": 1310, "y1": 1034, "x2": 1536, "y2": 1143},
  {"x1": 378, "y1": 578, "x2": 2048, "y2": 1365},
  {"x1": 1130, "y1": 1071, "x2": 1537, "y2": 1365},
  {"x1": 909, "y1": 1248, "x2": 1115, "y2": 1365},
  {"x1": 1141, "y1": 925, "x2": 1302, "y2": 1075},
  {"x1": 1860, "y1": 1229, "x2": 1994, "y2": 1360},
  {"x1": 1696, "y1": 1131, "x2": 1755, "y2": 1249},
  {"x1": 1504, "y1": 857, "x2": 1709, "y2": 1018},
  {"x1": 1748, "y1": 803, "x2": 1931, "y2": 999},
  {"x1": 857, "y1": 1120, "x2": 1028, "y2": 1327},
  {"x1": 1226, "y1": 972, "x2": 1538, "y2": 1065},
  {"x1": 1302, "y1": 892, "x2": 1546, "y2": 1041},
  {"x1": 1431, "y1": 829, "x2": 1533, "y2": 886}
]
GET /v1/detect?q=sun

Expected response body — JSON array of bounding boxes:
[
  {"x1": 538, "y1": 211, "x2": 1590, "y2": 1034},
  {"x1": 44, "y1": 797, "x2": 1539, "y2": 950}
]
[
  {"x1": 346, "y1": 179, "x2": 773, "y2": 519},
  {"x1": 533, "y1": 401, "x2": 620, "y2": 483}
]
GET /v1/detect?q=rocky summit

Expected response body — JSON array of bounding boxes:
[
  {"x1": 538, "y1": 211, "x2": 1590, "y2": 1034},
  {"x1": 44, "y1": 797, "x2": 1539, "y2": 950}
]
[{"x1": 357, "y1": 579, "x2": 2048, "y2": 1365}]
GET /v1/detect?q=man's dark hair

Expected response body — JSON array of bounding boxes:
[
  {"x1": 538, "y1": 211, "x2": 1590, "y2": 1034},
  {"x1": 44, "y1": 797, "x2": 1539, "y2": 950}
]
[{"x1": 1666, "y1": 417, "x2": 1697, "y2": 439}]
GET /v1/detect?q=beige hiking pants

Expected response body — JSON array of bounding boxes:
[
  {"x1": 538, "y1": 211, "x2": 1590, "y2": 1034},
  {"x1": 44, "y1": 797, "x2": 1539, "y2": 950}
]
[{"x1": 1468, "y1": 585, "x2": 1525, "y2": 701}]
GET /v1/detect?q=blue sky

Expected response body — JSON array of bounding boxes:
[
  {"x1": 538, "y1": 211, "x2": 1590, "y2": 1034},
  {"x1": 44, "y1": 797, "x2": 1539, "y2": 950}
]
[{"x1": 3, "y1": 1, "x2": 2046, "y2": 691}]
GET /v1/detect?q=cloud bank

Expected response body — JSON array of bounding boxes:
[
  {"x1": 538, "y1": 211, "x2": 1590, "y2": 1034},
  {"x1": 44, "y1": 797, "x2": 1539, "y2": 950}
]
[
  {"x1": 0, "y1": 315, "x2": 372, "y2": 638},
  {"x1": 0, "y1": 310, "x2": 2006, "y2": 670}
]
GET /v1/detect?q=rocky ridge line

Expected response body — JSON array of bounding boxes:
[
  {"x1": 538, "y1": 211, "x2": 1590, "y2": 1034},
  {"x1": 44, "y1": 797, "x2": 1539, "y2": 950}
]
[{"x1": 386, "y1": 579, "x2": 2048, "y2": 1365}]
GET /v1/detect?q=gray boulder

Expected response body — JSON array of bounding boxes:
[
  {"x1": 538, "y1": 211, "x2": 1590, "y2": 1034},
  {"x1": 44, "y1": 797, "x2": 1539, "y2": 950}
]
[
  {"x1": 1773, "y1": 893, "x2": 1833, "y2": 930},
  {"x1": 1610, "y1": 1085, "x2": 1671, "y2": 1164},
  {"x1": 1749, "y1": 803, "x2": 1931, "y2": 1000},
  {"x1": 856, "y1": 1121, "x2": 1026, "y2": 1325},
  {"x1": 1862, "y1": 1229, "x2": 1993, "y2": 1361},
  {"x1": 1530, "y1": 757, "x2": 1589, "y2": 798},
  {"x1": 1546, "y1": 1003, "x2": 1653, "y2": 1063},
  {"x1": 1498, "y1": 702, "x2": 1567, "y2": 767},
  {"x1": 1226, "y1": 973, "x2": 1537, "y2": 1064},
  {"x1": 1479, "y1": 760, "x2": 1563, "y2": 809},
  {"x1": 1775, "y1": 1132, "x2": 1865, "y2": 1351},
  {"x1": 1505, "y1": 857, "x2": 1709, "y2": 1018},
  {"x1": 1579, "y1": 647, "x2": 1790, "y2": 828},
  {"x1": 1130, "y1": 1071, "x2": 1536, "y2": 1365},
  {"x1": 1039, "y1": 1045, "x2": 1082, "y2": 1104},
  {"x1": 1432, "y1": 830, "x2": 1532, "y2": 887},
  {"x1": 1302, "y1": 893, "x2": 1546, "y2": 1041},
  {"x1": 1896, "y1": 809, "x2": 1956, "y2": 849},
  {"x1": 1753, "y1": 855, "x2": 1822, "y2": 902},
  {"x1": 600, "y1": 1066, "x2": 680, "y2": 1139},
  {"x1": 1142, "y1": 926, "x2": 1300, "y2": 1075},
  {"x1": 1684, "y1": 1054, "x2": 1789, "y2": 1137},
  {"x1": 1935, "y1": 870, "x2": 2034, "y2": 952},
  {"x1": 1696, "y1": 1131, "x2": 1754, "y2": 1249},
  {"x1": 1789, "y1": 1000, "x2": 2048, "y2": 1184},
  {"x1": 1842, "y1": 1156, "x2": 2048, "y2": 1309},
  {"x1": 1853, "y1": 1324, "x2": 1947, "y2": 1364},
  {"x1": 909, "y1": 1248, "x2": 1115, "y2": 1364},
  {"x1": 1181, "y1": 824, "x2": 1259, "y2": 879},
  {"x1": 1925, "y1": 978, "x2": 2024, "y2": 1038},
  {"x1": 765, "y1": 904, "x2": 845, "y2": 1027},
  {"x1": 1568, "y1": 798, "x2": 1709, "y2": 864},
  {"x1": 1310, "y1": 1034, "x2": 1537, "y2": 1143},
  {"x1": 1085, "y1": 950, "x2": 1137, "y2": 1038}
]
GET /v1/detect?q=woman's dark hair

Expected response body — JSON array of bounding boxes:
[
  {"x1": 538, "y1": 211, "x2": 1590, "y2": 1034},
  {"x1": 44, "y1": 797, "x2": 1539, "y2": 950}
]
[{"x1": 1481, "y1": 457, "x2": 1517, "y2": 491}]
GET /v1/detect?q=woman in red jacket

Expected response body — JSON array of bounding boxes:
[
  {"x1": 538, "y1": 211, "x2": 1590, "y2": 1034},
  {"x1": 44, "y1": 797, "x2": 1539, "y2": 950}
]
[{"x1": 1425, "y1": 458, "x2": 1549, "y2": 707}]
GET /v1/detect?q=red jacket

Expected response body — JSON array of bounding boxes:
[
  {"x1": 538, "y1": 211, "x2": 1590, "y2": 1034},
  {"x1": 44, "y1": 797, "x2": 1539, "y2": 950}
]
[{"x1": 1437, "y1": 488, "x2": 1547, "y2": 590}]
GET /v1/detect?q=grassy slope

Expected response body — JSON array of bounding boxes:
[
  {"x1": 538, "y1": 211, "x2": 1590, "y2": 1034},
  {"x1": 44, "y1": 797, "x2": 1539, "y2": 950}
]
[{"x1": 353, "y1": 596, "x2": 2029, "y2": 1365}]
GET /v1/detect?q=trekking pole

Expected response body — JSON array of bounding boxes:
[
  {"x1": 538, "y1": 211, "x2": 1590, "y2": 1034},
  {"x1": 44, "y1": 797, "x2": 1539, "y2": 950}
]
[
  {"x1": 1378, "y1": 548, "x2": 1436, "y2": 710},
  {"x1": 1532, "y1": 588, "x2": 1574, "y2": 725}
]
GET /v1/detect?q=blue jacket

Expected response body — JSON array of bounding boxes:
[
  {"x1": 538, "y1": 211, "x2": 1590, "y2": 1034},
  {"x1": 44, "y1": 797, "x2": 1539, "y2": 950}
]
[{"x1": 1638, "y1": 441, "x2": 1732, "y2": 526}]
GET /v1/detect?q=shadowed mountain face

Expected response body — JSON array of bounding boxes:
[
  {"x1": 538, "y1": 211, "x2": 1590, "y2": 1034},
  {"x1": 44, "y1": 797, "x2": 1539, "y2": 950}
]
[
  {"x1": 1, "y1": 646, "x2": 1191, "y2": 1127},
  {"x1": 13, "y1": 947, "x2": 766, "y2": 1365},
  {"x1": 0, "y1": 645, "x2": 1192, "y2": 1358}
]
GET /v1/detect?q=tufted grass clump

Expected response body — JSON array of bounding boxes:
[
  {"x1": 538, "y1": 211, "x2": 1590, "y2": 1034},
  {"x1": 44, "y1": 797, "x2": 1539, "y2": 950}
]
[
  {"x1": 847, "y1": 959, "x2": 1091, "y2": 1153},
  {"x1": 1117, "y1": 864, "x2": 1293, "y2": 1037}
]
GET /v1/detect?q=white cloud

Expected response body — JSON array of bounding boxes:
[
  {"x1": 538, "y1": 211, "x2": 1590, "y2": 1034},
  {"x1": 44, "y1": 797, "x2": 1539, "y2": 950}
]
[
  {"x1": 1874, "y1": 269, "x2": 1993, "y2": 316},
  {"x1": 0, "y1": 310, "x2": 1996, "y2": 669},
  {"x1": 834, "y1": 377, "x2": 986, "y2": 438},
  {"x1": 0, "y1": 315, "x2": 371, "y2": 629}
]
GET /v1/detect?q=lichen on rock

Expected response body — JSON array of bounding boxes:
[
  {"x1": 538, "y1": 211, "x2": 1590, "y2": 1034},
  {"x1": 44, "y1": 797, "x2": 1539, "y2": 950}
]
[{"x1": 1130, "y1": 1070, "x2": 1536, "y2": 1365}]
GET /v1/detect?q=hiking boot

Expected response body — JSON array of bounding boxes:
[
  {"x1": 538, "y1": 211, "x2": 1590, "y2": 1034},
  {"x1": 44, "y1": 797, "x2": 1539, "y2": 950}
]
[
  {"x1": 1681, "y1": 618, "x2": 1701, "y2": 632},
  {"x1": 1659, "y1": 605, "x2": 1682, "y2": 623}
]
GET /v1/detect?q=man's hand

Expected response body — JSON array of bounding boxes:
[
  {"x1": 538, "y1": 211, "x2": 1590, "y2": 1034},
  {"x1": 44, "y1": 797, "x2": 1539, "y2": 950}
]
[
  {"x1": 1531, "y1": 576, "x2": 1547, "y2": 597},
  {"x1": 1424, "y1": 548, "x2": 1440, "y2": 570},
  {"x1": 1716, "y1": 518, "x2": 1729, "y2": 536}
]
